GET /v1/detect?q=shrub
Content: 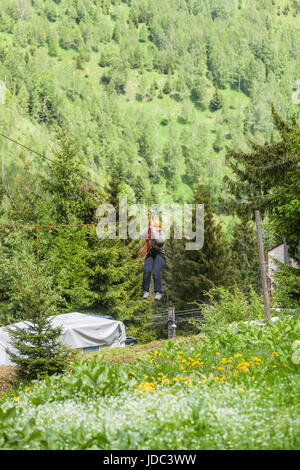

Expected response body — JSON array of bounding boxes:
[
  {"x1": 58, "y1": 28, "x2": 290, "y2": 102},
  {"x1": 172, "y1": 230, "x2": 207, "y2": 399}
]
[{"x1": 193, "y1": 286, "x2": 265, "y2": 336}]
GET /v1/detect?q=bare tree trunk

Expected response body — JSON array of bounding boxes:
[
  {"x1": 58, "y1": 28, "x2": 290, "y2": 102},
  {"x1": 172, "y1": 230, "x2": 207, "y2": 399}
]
[
  {"x1": 255, "y1": 210, "x2": 271, "y2": 321},
  {"x1": 17, "y1": 0, "x2": 30, "y2": 21}
]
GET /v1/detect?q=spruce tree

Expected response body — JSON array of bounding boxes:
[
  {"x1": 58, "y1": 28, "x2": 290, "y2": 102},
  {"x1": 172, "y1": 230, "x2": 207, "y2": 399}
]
[
  {"x1": 48, "y1": 30, "x2": 59, "y2": 57},
  {"x1": 230, "y1": 218, "x2": 261, "y2": 295},
  {"x1": 2, "y1": 231, "x2": 71, "y2": 380},
  {"x1": 89, "y1": 170, "x2": 154, "y2": 341},
  {"x1": 40, "y1": 129, "x2": 101, "y2": 308},
  {"x1": 163, "y1": 78, "x2": 172, "y2": 95},
  {"x1": 222, "y1": 105, "x2": 299, "y2": 261},
  {"x1": 190, "y1": 75, "x2": 208, "y2": 109},
  {"x1": 209, "y1": 86, "x2": 223, "y2": 111},
  {"x1": 138, "y1": 24, "x2": 148, "y2": 42},
  {"x1": 171, "y1": 186, "x2": 234, "y2": 308}
]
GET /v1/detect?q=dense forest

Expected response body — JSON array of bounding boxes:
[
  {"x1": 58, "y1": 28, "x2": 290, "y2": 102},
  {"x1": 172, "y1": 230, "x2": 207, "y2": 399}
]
[
  {"x1": 0, "y1": 0, "x2": 299, "y2": 201},
  {"x1": 0, "y1": 0, "x2": 299, "y2": 341}
]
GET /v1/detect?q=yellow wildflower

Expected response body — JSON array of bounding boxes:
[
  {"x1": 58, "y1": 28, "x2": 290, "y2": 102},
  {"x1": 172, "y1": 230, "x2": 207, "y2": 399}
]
[{"x1": 251, "y1": 356, "x2": 261, "y2": 362}]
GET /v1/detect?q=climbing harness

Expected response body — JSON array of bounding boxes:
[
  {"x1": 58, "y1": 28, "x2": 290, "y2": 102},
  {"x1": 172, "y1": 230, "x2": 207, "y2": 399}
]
[
  {"x1": 138, "y1": 216, "x2": 162, "y2": 258},
  {"x1": 138, "y1": 223, "x2": 155, "y2": 258}
]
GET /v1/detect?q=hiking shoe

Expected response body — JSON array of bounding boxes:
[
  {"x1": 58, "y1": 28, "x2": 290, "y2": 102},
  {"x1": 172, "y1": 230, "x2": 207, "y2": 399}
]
[
  {"x1": 143, "y1": 291, "x2": 149, "y2": 299},
  {"x1": 154, "y1": 292, "x2": 162, "y2": 301}
]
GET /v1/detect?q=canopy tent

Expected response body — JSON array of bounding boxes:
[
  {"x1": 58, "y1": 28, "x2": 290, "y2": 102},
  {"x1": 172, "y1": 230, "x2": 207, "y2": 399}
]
[{"x1": 0, "y1": 312, "x2": 126, "y2": 366}]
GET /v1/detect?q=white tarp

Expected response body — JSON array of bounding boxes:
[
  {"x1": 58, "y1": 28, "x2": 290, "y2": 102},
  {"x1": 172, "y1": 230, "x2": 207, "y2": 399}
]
[{"x1": 0, "y1": 312, "x2": 126, "y2": 366}]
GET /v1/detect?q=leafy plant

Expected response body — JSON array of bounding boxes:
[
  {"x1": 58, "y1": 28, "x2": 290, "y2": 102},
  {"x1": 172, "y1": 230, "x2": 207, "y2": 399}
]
[
  {"x1": 27, "y1": 356, "x2": 129, "y2": 405},
  {"x1": 192, "y1": 285, "x2": 265, "y2": 337}
]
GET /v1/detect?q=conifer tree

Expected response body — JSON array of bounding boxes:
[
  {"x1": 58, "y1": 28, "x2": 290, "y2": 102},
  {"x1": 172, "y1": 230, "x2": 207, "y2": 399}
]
[
  {"x1": 222, "y1": 105, "x2": 299, "y2": 261},
  {"x1": 48, "y1": 30, "x2": 59, "y2": 57},
  {"x1": 40, "y1": 129, "x2": 101, "y2": 308},
  {"x1": 41, "y1": 127, "x2": 95, "y2": 224},
  {"x1": 209, "y1": 86, "x2": 223, "y2": 111},
  {"x1": 17, "y1": 81, "x2": 30, "y2": 115},
  {"x1": 230, "y1": 218, "x2": 261, "y2": 295},
  {"x1": 190, "y1": 75, "x2": 208, "y2": 109},
  {"x1": 90, "y1": 170, "x2": 154, "y2": 341},
  {"x1": 112, "y1": 22, "x2": 122, "y2": 43},
  {"x1": 171, "y1": 186, "x2": 234, "y2": 308},
  {"x1": 138, "y1": 24, "x2": 148, "y2": 42},
  {"x1": 163, "y1": 78, "x2": 172, "y2": 95},
  {"x1": 2, "y1": 231, "x2": 71, "y2": 380}
]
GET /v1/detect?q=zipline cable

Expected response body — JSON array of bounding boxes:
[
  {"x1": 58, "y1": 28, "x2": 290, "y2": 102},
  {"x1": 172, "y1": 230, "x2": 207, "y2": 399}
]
[
  {"x1": 0, "y1": 132, "x2": 279, "y2": 206},
  {"x1": 0, "y1": 131, "x2": 105, "y2": 191}
]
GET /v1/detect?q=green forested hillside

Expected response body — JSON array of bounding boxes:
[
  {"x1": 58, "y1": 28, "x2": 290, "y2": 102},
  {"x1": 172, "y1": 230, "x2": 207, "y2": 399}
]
[
  {"x1": 0, "y1": 0, "x2": 299, "y2": 341},
  {"x1": 0, "y1": 0, "x2": 299, "y2": 206}
]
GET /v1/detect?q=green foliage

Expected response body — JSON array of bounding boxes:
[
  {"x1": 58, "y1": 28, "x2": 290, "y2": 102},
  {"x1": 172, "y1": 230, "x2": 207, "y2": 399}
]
[
  {"x1": 192, "y1": 285, "x2": 265, "y2": 337},
  {"x1": 223, "y1": 106, "x2": 300, "y2": 263},
  {"x1": 210, "y1": 86, "x2": 223, "y2": 111},
  {"x1": 27, "y1": 356, "x2": 129, "y2": 403},
  {"x1": 230, "y1": 218, "x2": 261, "y2": 295},
  {"x1": 0, "y1": 230, "x2": 71, "y2": 379},
  {"x1": 0, "y1": 0, "x2": 298, "y2": 207},
  {"x1": 272, "y1": 260, "x2": 300, "y2": 309},
  {"x1": 0, "y1": 315, "x2": 299, "y2": 450},
  {"x1": 0, "y1": 406, "x2": 44, "y2": 449},
  {"x1": 0, "y1": 0, "x2": 299, "y2": 353},
  {"x1": 168, "y1": 186, "x2": 235, "y2": 308}
]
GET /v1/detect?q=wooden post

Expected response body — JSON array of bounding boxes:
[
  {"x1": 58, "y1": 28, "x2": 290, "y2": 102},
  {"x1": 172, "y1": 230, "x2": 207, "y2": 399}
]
[
  {"x1": 168, "y1": 306, "x2": 176, "y2": 339},
  {"x1": 255, "y1": 210, "x2": 271, "y2": 321}
]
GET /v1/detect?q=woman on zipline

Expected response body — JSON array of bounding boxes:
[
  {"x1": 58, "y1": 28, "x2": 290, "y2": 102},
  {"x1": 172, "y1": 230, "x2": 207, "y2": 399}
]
[{"x1": 140, "y1": 217, "x2": 166, "y2": 300}]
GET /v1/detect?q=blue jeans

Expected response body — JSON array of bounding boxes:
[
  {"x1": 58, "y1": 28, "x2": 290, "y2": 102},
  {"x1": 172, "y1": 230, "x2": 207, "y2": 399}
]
[{"x1": 143, "y1": 250, "x2": 165, "y2": 293}]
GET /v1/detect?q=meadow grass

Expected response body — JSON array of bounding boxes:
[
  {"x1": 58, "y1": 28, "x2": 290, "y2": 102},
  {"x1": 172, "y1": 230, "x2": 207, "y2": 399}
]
[{"x1": 0, "y1": 316, "x2": 299, "y2": 450}]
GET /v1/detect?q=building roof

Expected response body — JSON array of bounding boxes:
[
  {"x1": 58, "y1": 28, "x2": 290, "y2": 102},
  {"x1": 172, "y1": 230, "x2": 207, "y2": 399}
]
[{"x1": 267, "y1": 242, "x2": 284, "y2": 253}]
